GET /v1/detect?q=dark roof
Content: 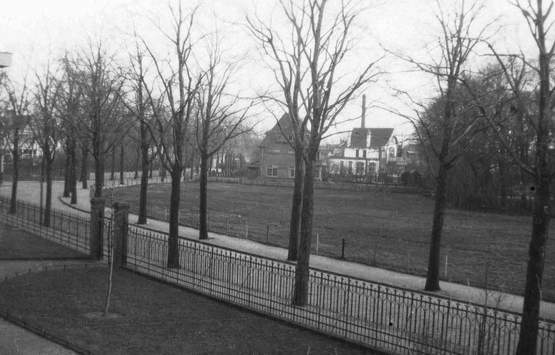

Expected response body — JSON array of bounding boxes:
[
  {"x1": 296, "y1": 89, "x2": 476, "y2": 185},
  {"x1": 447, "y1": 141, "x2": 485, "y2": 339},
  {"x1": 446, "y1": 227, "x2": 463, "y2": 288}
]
[
  {"x1": 350, "y1": 128, "x2": 394, "y2": 149},
  {"x1": 260, "y1": 114, "x2": 293, "y2": 147}
]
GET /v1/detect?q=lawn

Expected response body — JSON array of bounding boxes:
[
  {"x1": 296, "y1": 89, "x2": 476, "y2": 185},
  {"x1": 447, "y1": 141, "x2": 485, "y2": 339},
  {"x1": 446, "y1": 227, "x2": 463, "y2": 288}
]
[
  {"x1": 114, "y1": 182, "x2": 555, "y2": 301},
  {"x1": 0, "y1": 223, "x2": 87, "y2": 260},
  {"x1": 0, "y1": 267, "x2": 376, "y2": 354}
]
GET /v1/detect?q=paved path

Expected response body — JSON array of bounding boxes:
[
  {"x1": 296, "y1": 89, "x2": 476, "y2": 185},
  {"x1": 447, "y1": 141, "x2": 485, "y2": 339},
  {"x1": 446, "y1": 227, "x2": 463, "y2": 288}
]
[{"x1": 2, "y1": 179, "x2": 555, "y2": 320}]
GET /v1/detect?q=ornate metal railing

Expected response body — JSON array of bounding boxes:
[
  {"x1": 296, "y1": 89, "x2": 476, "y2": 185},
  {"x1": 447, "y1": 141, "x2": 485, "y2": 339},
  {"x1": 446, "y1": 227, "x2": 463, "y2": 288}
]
[{"x1": 125, "y1": 225, "x2": 555, "y2": 355}]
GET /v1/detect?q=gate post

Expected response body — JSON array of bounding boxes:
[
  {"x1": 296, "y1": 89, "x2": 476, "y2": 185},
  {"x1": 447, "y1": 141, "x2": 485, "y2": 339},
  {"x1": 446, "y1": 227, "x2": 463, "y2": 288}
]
[
  {"x1": 112, "y1": 202, "x2": 129, "y2": 267},
  {"x1": 90, "y1": 197, "x2": 105, "y2": 260}
]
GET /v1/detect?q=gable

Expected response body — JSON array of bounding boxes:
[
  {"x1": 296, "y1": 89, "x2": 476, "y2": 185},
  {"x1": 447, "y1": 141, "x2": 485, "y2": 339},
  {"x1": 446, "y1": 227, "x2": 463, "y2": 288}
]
[{"x1": 349, "y1": 128, "x2": 394, "y2": 149}]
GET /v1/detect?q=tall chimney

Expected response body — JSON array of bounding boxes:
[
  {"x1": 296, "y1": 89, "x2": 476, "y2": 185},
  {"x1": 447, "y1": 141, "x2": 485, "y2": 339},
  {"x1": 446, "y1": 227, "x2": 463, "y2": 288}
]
[{"x1": 361, "y1": 94, "x2": 366, "y2": 129}]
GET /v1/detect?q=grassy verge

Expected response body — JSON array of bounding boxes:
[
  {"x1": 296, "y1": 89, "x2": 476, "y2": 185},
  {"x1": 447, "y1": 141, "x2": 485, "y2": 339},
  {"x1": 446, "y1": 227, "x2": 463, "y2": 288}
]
[
  {"x1": 0, "y1": 267, "x2": 376, "y2": 354},
  {"x1": 0, "y1": 223, "x2": 87, "y2": 260},
  {"x1": 113, "y1": 182, "x2": 555, "y2": 301}
]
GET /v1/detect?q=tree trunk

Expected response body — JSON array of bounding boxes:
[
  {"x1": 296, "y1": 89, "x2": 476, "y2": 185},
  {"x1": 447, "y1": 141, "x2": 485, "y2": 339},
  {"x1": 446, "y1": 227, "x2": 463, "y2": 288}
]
[
  {"x1": 9, "y1": 128, "x2": 19, "y2": 214},
  {"x1": 288, "y1": 148, "x2": 304, "y2": 261},
  {"x1": 293, "y1": 155, "x2": 315, "y2": 306},
  {"x1": 69, "y1": 140, "x2": 77, "y2": 205},
  {"x1": 167, "y1": 169, "x2": 182, "y2": 268},
  {"x1": 517, "y1": 31, "x2": 553, "y2": 352},
  {"x1": 93, "y1": 132, "x2": 104, "y2": 198},
  {"x1": 190, "y1": 150, "x2": 195, "y2": 180},
  {"x1": 63, "y1": 148, "x2": 71, "y2": 198},
  {"x1": 199, "y1": 154, "x2": 209, "y2": 240},
  {"x1": 137, "y1": 125, "x2": 149, "y2": 225},
  {"x1": 81, "y1": 144, "x2": 89, "y2": 190},
  {"x1": 110, "y1": 145, "x2": 115, "y2": 181},
  {"x1": 43, "y1": 156, "x2": 53, "y2": 227},
  {"x1": 517, "y1": 171, "x2": 551, "y2": 354},
  {"x1": 425, "y1": 161, "x2": 449, "y2": 291},
  {"x1": 119, "y1": 143, "x2": 124, "y2": 185},
  {"x1": 134, "y1": 151, "x2": 139, "y2": 179}
]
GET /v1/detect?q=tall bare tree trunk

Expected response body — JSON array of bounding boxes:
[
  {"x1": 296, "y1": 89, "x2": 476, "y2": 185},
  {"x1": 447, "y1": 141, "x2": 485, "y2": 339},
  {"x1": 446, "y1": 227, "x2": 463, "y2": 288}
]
[
  {"x1": 517, "y1": 14, "x2": 552, "y2": 350},
  {"x1": 199, "y1": 154, "x2": 209, "y2": 240},
  {"x1": 119, "y1": 143, "x2": 124, "y2": 185},
  {"x1": 43, "y1": 155, "x2": 53, "y2": 227},
  {"x1": 167, "y1": 168, "x2": 182, "y2": 268},
  {"x1": 293, "y1": 151, "x2": 316, "y2": 306},
  {"x1": 425, "y1": 77, "x2": 455, "y2": 292},
  {"x1": 63, "y1": 148, "x2": 71, "y2": 198},
  {"x1": 288, "y1": 148, "x2": 304, "y2": 261},
  {"x1": 110, "y1": 145, "x2": 115, "y2": 181},
  {"x1": 80, "y1": 144, "x2": 89, "y2": 190},
  {"x1": 425, "y1": 161, "x2": 448, "y2": 291},
  {"x1": 69, "y1": 140, "x2": 77, "y2": 205},
  {"x1": 137, "y1": 121, "x2": 149, "y2": 225},
  {"x1": 93, "y1": 132, "x2": 104, "y2": 198},
  {"x1": 9, "y1": 127, "x2": 19, "y2": 214}
]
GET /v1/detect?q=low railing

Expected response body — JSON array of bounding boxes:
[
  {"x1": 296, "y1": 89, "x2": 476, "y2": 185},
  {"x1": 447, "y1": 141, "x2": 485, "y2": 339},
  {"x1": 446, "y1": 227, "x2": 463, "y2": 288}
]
[
  {"x1": 2, "y1": 195, "x2": 555, "y2": 354},
  {"x1": 0, "y1": 196, "x2": 92, "y2": 254},
  {"x1": 125, "y1": 224, "x2": 555, "y2": 355}
]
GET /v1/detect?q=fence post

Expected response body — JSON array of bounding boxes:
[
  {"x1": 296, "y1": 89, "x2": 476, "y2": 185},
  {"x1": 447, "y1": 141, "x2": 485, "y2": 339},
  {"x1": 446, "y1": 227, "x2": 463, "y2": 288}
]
[
  {"x1": 112, "y1": 202, "x2": 129, "y2": 267},
  {"x1": 341, "y1": 238, "x2": 345, "y2": 259},
  {"x1": 89, "y1": 197, "x2": 105, "y2": 260}
]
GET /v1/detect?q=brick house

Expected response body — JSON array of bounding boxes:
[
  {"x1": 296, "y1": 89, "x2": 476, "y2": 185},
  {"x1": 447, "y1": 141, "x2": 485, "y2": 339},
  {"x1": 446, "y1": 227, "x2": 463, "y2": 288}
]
[{"x1": 249, "y1": 114, "x2": 325, "y2": 180}]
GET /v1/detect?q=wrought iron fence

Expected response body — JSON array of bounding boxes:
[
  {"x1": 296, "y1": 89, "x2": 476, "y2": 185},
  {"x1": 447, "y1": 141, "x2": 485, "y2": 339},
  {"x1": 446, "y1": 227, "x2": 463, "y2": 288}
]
[
  {"x1": 2, "y1": 194, "x2": 555, "y2": 354},
  {"x1": 0, "y1": 196, "x2": 92, "y2": 254},
  {"x1": 124, "y1": 224, "x2": 555, "y2": 355}
]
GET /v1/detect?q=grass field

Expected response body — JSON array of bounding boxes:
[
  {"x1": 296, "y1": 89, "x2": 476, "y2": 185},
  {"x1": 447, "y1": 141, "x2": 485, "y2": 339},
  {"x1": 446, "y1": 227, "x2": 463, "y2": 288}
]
[
  {"x1": 0, "y1": 267, "x2": 374, "y2": 354},
  {"x1": 114, "y1": 182, "x2": 555, "y2": 301}
]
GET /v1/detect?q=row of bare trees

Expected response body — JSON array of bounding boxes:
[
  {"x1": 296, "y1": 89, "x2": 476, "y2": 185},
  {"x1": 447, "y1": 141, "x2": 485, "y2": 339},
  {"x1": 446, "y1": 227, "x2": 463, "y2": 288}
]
[
  {"x1": 250, "y1": 0, "x2": 551, "y2": 352},
  {"x1": 0, "y1": 0, "x2": 552, "y2": 352},
  {"x1": 387, "y1": 1, "x2": 554, "y2": 353},
  {"x1": 0, "y1": 3, "x2": 253, "y2": 268}
]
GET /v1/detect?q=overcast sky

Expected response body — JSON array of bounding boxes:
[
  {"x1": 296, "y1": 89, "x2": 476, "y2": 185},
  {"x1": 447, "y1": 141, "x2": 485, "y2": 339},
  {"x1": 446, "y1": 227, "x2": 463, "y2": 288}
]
[{"x1": 0, "y1": 0, "x2": 545, "y2": 140}]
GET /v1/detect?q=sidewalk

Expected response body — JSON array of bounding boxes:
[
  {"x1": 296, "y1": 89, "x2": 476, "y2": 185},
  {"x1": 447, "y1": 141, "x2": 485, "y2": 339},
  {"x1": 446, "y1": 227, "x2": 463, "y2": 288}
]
[{"x1": 3, "y1": 179, "x2": 555, "y2": 320}]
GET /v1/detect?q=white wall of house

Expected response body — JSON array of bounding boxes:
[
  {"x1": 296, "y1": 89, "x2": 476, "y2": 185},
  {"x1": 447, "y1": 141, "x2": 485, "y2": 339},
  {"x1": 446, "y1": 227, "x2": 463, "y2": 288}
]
[
  {"x1": 344, "y1": 147, "x2": 379, "y2": 159},
  {"x1": 328, "y1": 157, "x2": 379, "y2": 175}
]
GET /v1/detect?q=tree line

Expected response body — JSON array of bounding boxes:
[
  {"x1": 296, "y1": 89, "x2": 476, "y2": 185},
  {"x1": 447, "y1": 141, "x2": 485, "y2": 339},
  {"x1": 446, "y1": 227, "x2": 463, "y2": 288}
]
[{"x1": 0, "y1": 0, "x2": 553, "y2": 353}]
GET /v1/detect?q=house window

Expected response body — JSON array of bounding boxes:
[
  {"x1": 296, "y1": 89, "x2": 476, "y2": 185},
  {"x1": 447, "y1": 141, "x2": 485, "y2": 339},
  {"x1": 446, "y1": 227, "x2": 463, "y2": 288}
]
[
  {"x1": 388, "y1": 146, "x2": 395, "y2": 159},
  {"x1": 348, "y1": 161, "x2": 353, "y2": 174},
  {"x1": 363, "y1": 150, "x2": 367, "y2": 158},
  {"x1": 356, "y1": 149, "x2": 360, "y2": 158},
  {"x1": 266, "y1": 166, "x2": 278, "y2": 177},
  {"x1": 289, "y1": 167, "x2": 295, "y2": 178},
  {"x1": 356, "y1": 162, "x2": 364, "y2": 175}
]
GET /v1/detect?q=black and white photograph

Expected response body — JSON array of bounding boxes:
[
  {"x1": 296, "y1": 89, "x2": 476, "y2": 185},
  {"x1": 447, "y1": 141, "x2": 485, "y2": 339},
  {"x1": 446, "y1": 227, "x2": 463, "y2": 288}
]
[{"x1": 0, "y1": 0, "x2": 554, "y2": 354}]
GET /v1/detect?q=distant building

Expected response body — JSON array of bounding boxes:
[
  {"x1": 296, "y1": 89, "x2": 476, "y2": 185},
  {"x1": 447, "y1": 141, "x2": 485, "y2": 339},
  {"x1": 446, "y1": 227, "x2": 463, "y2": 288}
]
[
  {"x1": 327, "y1": 95, "x2": 398, "y2": 177},
  {"x1": 250, "y1": 114, "x2": 325, "y2": 180}
]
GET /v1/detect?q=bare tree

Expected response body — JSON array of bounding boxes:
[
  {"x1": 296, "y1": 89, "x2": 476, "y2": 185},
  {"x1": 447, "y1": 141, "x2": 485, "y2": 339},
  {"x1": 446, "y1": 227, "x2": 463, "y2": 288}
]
[
  {"x1": 58, "y1": 55, "x2": 84, "y2": 205},
  {"x1": 124, "y1": 43, "x2": 156, "y2": 225},
  {"x1": 31, "y1": 64, "x2": 63, "y2": 226},
  {"x1": 1, "y1": 76, "x2": 31, "y2": 214},
  {"x1": 248, "y1": 2, "x2": 310, "y2": 262},
  {"x1": 463, "y1": 1, "x2": 555, "y2": 352},
  {"x1": 76, "y1": 42, "x2": 126, "y2": 198},
  {"x1": 194, "y1": 44, "x2": 252, "y2": 240},
  {"x1": 142, "y1": 3, "x2": 203, "y2": 268},
  {"x1": 251, "y1": 0, "x2": 379, "y2": 305},
  {"x1": 390, "y1": 0, "x2": 491, "y2": 292}
]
